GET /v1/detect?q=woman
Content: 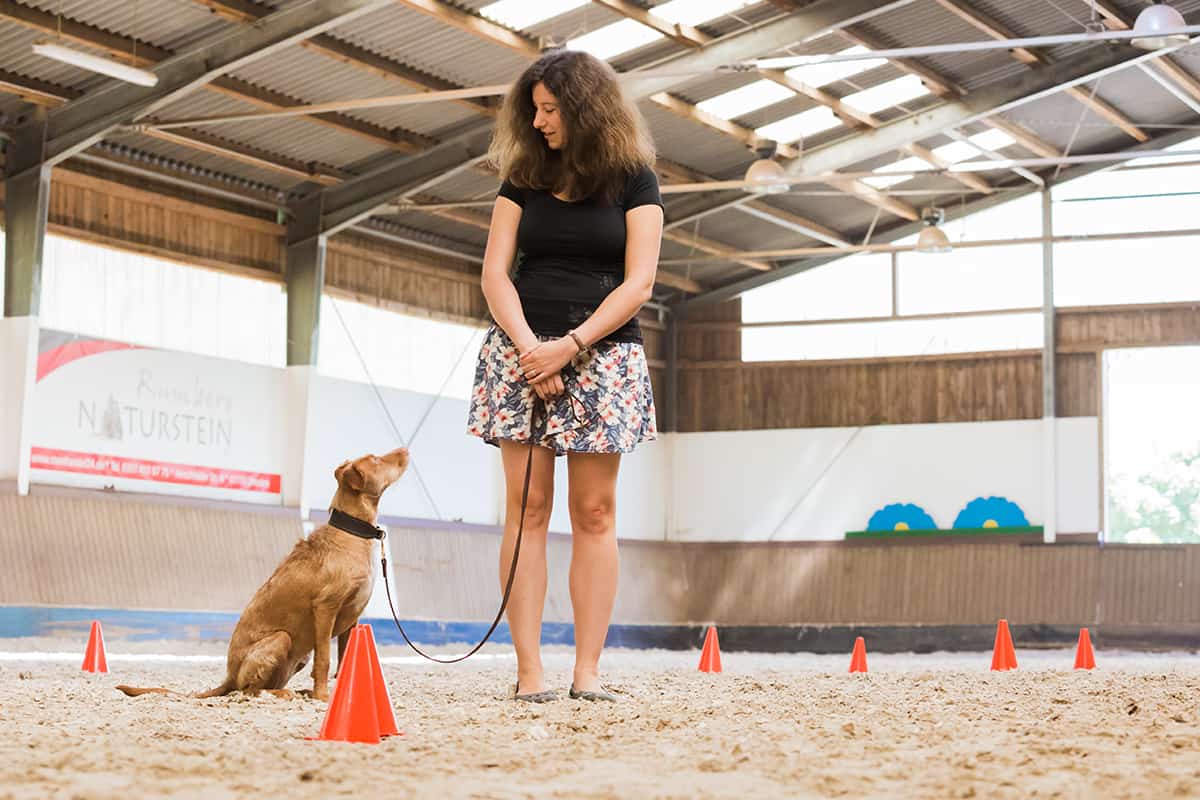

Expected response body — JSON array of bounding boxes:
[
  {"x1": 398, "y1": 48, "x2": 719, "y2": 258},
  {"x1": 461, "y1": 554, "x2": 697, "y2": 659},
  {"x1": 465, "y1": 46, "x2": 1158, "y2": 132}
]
[{"x1": 467, "y1": 49, "x2": 663, "y2": 703}]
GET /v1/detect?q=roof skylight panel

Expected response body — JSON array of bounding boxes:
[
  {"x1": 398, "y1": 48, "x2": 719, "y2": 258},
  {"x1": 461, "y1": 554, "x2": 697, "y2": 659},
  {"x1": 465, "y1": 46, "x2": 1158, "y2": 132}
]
[
  {"x1": 568, "y1": 18, "x2": 664, "y2": 59},
  {"x1": 863, "y1": 156, "x2": 929, "y2": 189},
  {"x1": 784, "y1": 46, "x2": 888, "y2": 88},
  {"x1": 697, "y1": 80, "x2": 795, "y2": 120},
  {"x1": 930, "y1": 141, "x2": 981, "y2": 164},
  {"x1": 479, "y1": 0, "x2": 589, "y2": 31},
  {"x1": 754, "y1": 106, "x2": 841, "y2": 144},
  {"x1": 651, "y1": 0, "x2": 758, "y2": 26},
  {"x1": 968, "y1": 129, "x2": 1017, "y2": 152},
  {"x1": 566, "y1": 0, "x2": 758, "y2": 60},
  {"x1": 843, "y1": 75, "x2": 930, "y2": 115}
]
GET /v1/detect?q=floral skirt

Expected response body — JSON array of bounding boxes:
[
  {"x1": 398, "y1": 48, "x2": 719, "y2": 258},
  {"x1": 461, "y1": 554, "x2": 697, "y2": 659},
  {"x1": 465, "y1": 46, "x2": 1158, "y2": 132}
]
[{"x1": 466, "y1": 325, "x2": 657, "y2": 456}]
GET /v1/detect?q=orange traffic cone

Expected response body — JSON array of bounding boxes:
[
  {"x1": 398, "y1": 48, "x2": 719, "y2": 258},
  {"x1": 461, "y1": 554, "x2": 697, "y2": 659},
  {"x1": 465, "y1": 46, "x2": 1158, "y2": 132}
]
[
  {"x1": 81, "y1": 621, "x2": 108, "y2": 673},
  {"x1": 848, "y1": 636, "x2": 868, "y2": 673},
  {"x1": 1074, "y1": 627, "x2": 1096, "y2": 670},
  {"x1": 990, "y1": 619, "x2": 1018, "y2": 671},
  {"x1": 310, "y1": 627, "x2": 381, "y2": 744},
  {"x1": 359, "y1": 625, "x2": 401, "y2": 737},
  {"x1": 698, "y1": 626, "x2": 722, "y2": 673}
]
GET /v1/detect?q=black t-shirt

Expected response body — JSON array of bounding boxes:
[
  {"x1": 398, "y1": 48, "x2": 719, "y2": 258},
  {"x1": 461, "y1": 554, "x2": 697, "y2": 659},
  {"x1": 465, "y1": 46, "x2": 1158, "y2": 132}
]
[{"x1": 497, "y1": 165, "x2": 663, "y2": 344}]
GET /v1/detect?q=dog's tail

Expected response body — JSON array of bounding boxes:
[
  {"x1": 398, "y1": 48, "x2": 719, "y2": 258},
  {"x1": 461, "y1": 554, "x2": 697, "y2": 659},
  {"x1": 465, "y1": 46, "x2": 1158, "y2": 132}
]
[
  {"x1": 193, "y1": 681, "x2": 235, "y2": 698},
  {"x1": 116, "y1": 680, "x2": 234, "y2": 698},
  {"x1": 115, "y1": 685, "x2": 182, "y2": 697}
]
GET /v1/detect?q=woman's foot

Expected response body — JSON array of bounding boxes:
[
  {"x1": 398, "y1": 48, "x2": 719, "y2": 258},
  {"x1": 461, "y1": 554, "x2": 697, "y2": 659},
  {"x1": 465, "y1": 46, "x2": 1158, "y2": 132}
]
[
  {"x1": 511, "y1": 681, "x2": 558, "y2": 703},
  {"x1": 569, "y1": 666, "x2": 615, "y2": 700},
  {"x1": 568, "y1": 683, "x2": 617, "y2": 702}
]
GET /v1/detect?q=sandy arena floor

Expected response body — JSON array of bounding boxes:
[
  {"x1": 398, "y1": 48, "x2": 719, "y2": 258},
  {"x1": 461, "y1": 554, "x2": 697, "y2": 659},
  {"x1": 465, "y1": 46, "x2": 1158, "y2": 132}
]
[{"x1": 2, "y1": 637, "x2": 1199, "y2": 799}]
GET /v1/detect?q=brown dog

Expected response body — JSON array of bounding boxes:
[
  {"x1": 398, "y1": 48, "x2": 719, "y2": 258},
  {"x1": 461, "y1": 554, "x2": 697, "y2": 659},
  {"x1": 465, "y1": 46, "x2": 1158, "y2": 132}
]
[{"x1": 117, "y1": 447, "x2": 408, "y2": 701}]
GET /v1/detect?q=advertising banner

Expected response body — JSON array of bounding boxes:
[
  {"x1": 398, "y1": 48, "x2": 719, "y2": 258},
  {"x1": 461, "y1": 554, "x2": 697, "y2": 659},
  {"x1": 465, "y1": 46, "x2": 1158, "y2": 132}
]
[{"x1": 31, "y1": 330, "x2": 286, "y2": 503}]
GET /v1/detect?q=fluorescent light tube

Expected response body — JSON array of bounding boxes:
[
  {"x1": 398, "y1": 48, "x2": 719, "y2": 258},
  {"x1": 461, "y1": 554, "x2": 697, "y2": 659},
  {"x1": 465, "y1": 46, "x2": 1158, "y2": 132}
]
[{"x1": 32, "y1": 40, "x2": 159, "y2": 87}]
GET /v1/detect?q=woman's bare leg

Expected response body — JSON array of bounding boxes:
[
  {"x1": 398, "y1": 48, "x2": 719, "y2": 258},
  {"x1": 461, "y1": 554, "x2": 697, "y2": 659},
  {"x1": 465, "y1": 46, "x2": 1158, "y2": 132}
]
[
  {"x1": 498, "y1": 440, "x2": 556, "y2": 694},
  {"x1": 566, "y1": 452, "x2": 621, "y2": 692}
]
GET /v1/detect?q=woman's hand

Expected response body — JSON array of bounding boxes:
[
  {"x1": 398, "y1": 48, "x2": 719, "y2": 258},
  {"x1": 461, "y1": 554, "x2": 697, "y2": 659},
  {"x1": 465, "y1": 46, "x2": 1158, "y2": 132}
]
[
  {"x1": 519, "y1": 338, "x2": 576, "y2": 385},
  {"x1": 531, "y1": 372, "x2": 565, "y2": 400}
]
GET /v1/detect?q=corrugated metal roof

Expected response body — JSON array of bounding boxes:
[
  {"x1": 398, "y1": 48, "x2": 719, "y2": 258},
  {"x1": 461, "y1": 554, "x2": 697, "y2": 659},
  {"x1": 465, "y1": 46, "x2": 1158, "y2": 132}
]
[
  {"x1": 642, "y1": 102, "x2": 758, "y2": 177},
  {"x1": 225, "y1": 43, "x2": 479, "y2": 138},
  {"x1": 997, "y1": 92, "x2": 1115, "y2": 153},
  {"x1": 851, "y1": 3, "x2": 1028, "y2": 93},
  {"x1": 331, "y1": 4, "x2": 531, "y2": 88},
  {"x1": 143, "y1": 80, "x2": 399, "y2": 170},
  {"x1": 517, "y1": 2, "x2": 623, "y2": 43},
  {"x1": 1084, "y1": 68, "x2": 1193, "y2": 128},
  {"x1": 389, "y1": 208, "x2": 489, "y2": 245},
  {"x1": 106, "y1": 128, "x2": 305, "y2": 190},
  {"x1": 767, "y1": 190, "x2": 884, "y2": 240},
  {"x1": 0, "y1": 20, "x2": 127, "y2": 91},
  {"x1": 15, "y1": 0, "x2": 234, "y2": 55},
  {"x1": 425, "y1": 168, "x2": 501, "y2": 201},
  {"x1": 3, "y1": 0, "x2": 1198, "y2": 295},
  {"x1": 686, "y1": 204, "x2": 824, "y2": 252}
]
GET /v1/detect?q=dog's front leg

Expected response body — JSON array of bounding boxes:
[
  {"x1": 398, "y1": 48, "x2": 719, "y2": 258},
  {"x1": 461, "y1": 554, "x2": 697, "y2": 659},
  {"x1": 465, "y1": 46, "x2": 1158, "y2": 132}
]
[{"x1": 311, "y1": 603, "x2": 338, "y2": 702}]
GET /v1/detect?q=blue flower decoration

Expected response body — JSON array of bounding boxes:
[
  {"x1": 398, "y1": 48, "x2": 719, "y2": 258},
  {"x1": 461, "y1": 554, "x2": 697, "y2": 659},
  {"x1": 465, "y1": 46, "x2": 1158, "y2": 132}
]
[
  {"x1": 953, "y1": 496, "x2": 1028, "y2": 529},
  {"x1": 866, "y1": 503, "x2": 937, "y2": 532}
]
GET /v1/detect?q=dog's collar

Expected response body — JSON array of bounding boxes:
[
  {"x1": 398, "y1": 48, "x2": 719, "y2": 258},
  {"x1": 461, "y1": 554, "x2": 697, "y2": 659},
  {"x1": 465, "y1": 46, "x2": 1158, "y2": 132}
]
[{"x1": 328, "y1": 508, "x2": 386, "y2": 540}]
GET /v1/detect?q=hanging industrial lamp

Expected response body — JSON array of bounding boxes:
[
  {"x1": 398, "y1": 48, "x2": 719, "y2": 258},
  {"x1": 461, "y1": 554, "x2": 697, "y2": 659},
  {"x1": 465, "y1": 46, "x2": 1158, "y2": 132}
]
[
  {"x1": 744, "y1": 140, "x2": 790, "y2": 194},
  {"x1": 1131, "y1": 3, "x2": 1190, "y2": 50},
  {"x1": 915, "y1": 207, "x2": 952, "y2": 254}
]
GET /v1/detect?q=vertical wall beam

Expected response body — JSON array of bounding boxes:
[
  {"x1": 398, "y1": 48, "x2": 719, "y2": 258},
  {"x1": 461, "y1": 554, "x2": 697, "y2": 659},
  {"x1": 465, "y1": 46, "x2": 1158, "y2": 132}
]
[
  {"x1": 662, "y1": 311, "x2": 679, "y2": 434},
  {"x1": 282, "y1": 194, "x2": 326, "y2": 513},
  {"x1": 1, "y1": 115, "x2": 50, "y2": 495},
  {"x1": 286, "y1": 195, "x2": 326, "y2": 367},
  {"x1": 4, "y1": 116, "x2": 51, "y2": 318},
  {"x1": 1041, "y1": 187, "x2": 1058, "y2": 544}
]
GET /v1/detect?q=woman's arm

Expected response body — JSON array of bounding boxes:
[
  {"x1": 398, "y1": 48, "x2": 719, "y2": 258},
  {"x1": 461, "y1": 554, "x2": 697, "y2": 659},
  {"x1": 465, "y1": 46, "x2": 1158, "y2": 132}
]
[
  {"x1": 480, "y1": 196, "x2": 540, "y2": 355},
  {"x1": 573, "y1": 204, "x2": 662, "y2": 346},
  {"x1": 518, "y1": 204, "x2": 662, "y2": 378}
]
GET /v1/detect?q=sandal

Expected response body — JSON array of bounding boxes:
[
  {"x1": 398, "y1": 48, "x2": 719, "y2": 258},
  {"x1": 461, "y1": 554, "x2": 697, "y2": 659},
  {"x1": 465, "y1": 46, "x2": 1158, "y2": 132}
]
[
  {"x1": 511, "y1": 682, "x2": 558, "y2": 703},
  {"x1": 568, "y1": 683, "x2": 618, "y2": 702}
]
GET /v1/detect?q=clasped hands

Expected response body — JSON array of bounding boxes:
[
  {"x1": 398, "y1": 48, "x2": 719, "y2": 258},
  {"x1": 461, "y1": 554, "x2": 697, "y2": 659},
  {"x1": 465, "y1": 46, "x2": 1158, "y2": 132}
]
[{"x1": 518, "y1": 336, "x2": 577, "y2": 400}]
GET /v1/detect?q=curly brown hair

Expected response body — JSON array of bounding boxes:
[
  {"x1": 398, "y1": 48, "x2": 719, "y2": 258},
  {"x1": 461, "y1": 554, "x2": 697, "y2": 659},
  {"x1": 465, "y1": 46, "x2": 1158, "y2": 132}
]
[{"x1": 488, "y1": 49, "x2": 656, "y2": 204}]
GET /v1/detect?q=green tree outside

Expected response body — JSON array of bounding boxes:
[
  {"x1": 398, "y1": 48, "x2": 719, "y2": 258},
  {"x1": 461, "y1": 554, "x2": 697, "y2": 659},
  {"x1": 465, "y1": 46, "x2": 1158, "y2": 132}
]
[{"x1": 1109, "y1": 446, "x2": 1200, "y2": 544}]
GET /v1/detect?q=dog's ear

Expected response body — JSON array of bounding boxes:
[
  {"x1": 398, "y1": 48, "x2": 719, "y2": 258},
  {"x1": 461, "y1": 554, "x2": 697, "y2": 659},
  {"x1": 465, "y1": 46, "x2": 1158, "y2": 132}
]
[{"x1": 336, "y1": 461, "x2": 366, "y2": 492}]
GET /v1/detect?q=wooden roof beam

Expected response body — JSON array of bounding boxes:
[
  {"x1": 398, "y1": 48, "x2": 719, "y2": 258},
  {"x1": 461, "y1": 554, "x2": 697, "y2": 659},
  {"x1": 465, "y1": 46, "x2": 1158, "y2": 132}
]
[
  {"x1": 931, "y1": 0, "x2": 1148, "y2": 142},
  {"x1": 589, "y1": 0, "x2": 711, "y2": 48},
  {"x1": 648, "y1": 92, "x2": 800, "y2": 158},
  {"x1": 759, "y1": 70, "x2": 995, "y2": 195},
  {"x1": 1080, "y1": 0, "x2": 1200, "y2": 105},
  {"x1": 655, "y1": 158, "x2": 852, "y2": 248},
  {"x1": 393, "y1": 0, "x2": 541, "y2": 56},
  {"x1": 0, "y1": 0, "x2": 418, "y2": 151},
  {"x1": 188, "y1": 0, "x2": 496, "y2": 116},
  {"x1": 839, "y1": 25, "x2": 1062, "y2": 158},
  {"x1": 0, "y1": 50, "x2": 345, "y2": 184}
]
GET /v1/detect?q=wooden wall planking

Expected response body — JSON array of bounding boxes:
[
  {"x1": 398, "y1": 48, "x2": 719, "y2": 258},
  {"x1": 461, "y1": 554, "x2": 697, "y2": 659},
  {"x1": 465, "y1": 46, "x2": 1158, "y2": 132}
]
[
  {"x1": 48, "y1": 169, "x2": 283, "y2": 278},
  {"x1": 0, "y1": 168, "x2": 489, "y2": 327},
  {"x1": 0, "y1": 492, "x2": 298, "y2": 612},
  {"x1": 8, "y1": 169, "x2": 670, "y2": 366},
  {"x1": 5, "y1": 489, "x2": 1197, "y2": 629},
  {"x1": 677, "y1": 301, "x2": 1199, "y2": 432}
]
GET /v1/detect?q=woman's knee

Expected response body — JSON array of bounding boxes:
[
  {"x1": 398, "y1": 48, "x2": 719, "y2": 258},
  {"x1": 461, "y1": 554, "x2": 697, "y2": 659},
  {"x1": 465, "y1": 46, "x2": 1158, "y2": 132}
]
[
  {"x1": 569, "y1": 496, "x2": 615, "y2": 537},
  {"x1": 508, "y1": 488, "x2": 552, "y2": 528}
]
